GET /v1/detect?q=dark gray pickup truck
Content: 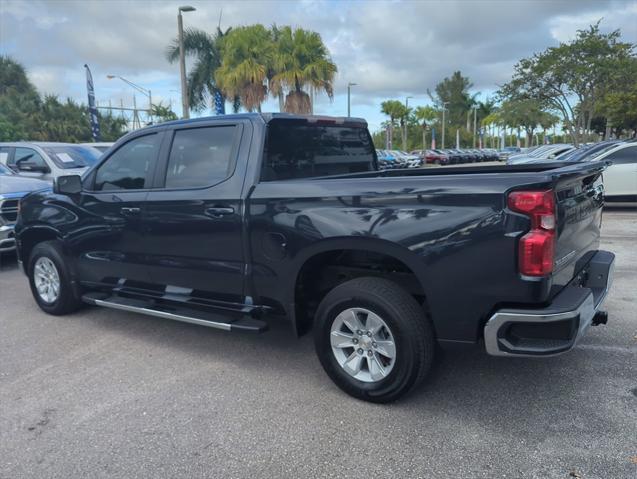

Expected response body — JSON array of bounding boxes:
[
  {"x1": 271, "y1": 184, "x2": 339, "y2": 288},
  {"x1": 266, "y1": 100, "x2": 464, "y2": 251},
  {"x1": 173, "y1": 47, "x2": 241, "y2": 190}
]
[{"x1": 15, "y1": 114, "x2": 615, "y2": 402}]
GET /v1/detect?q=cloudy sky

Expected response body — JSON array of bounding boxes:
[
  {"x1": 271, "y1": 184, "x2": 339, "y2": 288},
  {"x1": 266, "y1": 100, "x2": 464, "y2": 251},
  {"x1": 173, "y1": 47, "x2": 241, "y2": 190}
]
[{"x1": 1, "y1": 0, "x2": 636, "y2": 132}]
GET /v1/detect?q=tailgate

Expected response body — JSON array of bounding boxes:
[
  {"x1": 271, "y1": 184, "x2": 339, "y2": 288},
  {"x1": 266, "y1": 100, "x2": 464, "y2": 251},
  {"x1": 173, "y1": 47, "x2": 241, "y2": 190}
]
[{"x1": 552, "y1": 164, "x2": 606, "y2": 292}]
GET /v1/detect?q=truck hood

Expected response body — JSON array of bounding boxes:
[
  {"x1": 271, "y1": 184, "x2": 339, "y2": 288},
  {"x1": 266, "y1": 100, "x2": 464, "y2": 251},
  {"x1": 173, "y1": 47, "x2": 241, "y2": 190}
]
[{"x1": 0, "y1": 175, "x2": 51, "y2": 195}]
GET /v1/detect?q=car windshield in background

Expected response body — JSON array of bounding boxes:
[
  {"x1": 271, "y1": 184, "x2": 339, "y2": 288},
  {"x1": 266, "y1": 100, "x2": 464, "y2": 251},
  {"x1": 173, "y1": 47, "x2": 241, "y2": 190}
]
[
  {"x1": 263, "y1": 121, "x2": 376, "y2": 181},
  {"x1": 42, "y1": 146, "x2": 101, "y2": 169},
  {"x1": 576, "y1": 143, "x2": 625, "y2": 162},
  {"x1": 0, "y1": 163, "x2": 14, "y2": 175}
]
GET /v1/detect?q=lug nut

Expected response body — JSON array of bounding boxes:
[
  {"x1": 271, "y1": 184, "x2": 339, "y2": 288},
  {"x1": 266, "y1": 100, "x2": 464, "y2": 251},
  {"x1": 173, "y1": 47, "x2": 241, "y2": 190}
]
[
  {"x1": 353, "y1": 338, "x2": 358, "y2": 344},
  {"x1": 356, "y1": 330, "x2": 363, "y2": 336},
  {"x1": 366, "y1": 331, "x2": 372, "y2": 337},
  {"x1": 372, "y1": 342, "x2": 377, "y2": 348},
  {"x1": 357, "y1": 348, "x2": 363, "y2": 355},
  {"x1": 367, "y1": 350, "x2": 373, "y2": 357}
]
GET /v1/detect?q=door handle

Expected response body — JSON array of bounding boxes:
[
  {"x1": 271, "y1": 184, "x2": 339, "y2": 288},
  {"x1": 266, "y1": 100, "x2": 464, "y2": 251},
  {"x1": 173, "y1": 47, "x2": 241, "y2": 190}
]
[
  {"x1": 205, "y1": 206, "x2": 234, "y2": 218},
  {"x1": 120, "y1": 207, "x2": 141, "y2": 216}
]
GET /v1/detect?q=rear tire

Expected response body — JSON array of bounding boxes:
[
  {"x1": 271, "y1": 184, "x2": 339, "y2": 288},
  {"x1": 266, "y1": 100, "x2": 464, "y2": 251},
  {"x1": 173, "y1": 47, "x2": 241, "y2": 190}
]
[
  {"x1": 28, "y1": 241, "x2": 82, "y2": 315},
  {"x1": 314, "y1": 277, "x2": 435, "y2": 403}
]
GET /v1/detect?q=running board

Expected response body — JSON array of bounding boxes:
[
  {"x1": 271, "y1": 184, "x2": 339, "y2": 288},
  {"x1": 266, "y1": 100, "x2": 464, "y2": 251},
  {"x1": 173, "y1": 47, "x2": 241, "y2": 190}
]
[{"x1": 81, "y1": 292, "x2": 268, "y2": 333}]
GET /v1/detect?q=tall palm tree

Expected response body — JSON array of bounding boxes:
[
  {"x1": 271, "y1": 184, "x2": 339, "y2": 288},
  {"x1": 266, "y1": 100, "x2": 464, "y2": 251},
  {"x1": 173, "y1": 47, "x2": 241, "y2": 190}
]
[
  {"x1": 269, "y1": 24, "x2": 285, "y2": 112},
  {"x1": 165, "y1": 27, "x2": 232, "y2": 114},
  {"x1": 215, "y1": 25, "x2": 273, "y2": 112},
  {"x1": 414, "y1": 105, "x2": 438, "y2": 150},
  {"x1": 270, "y1": 26, "x2": 337, "y2": 114},
  {"x1": 381, "y1": 100, "x2": 409, "y2": 149}
]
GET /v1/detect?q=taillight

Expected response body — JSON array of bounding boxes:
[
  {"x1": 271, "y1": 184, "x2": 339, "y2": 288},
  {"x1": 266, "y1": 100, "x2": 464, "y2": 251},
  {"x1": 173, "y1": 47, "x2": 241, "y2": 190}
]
[{"x1": 508, "y1": 190, "x2": 556, "y2": 276}]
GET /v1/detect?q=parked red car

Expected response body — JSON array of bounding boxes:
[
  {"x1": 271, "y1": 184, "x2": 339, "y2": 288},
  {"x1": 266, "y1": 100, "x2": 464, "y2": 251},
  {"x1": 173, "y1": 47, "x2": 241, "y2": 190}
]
[
  {"x1": 410, "y1": 149, "x2": 449, "y2": 165},
  {"x1": 424, "y1": 149, "x2": 449, "y2": 165}
]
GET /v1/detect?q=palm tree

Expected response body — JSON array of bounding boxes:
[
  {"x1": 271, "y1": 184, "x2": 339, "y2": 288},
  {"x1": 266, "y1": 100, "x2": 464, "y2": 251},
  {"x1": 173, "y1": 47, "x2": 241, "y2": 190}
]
[
  {"x1": 166, "y1": 27, "x2": 231, "y2": 114},
  {"x1": 269, "y1": 25, "x2": 285, "y2": 112},
  {"x1": 381, "y1": 100, "x2": 409, "y2": 149},
  {"x1": 150, "y1": 102, "x2": 178, "y2": 123},
  {"x1": 414, "y1": 105, "x2": 438, "y2": 150},
  {"x1": 482, "y1": 112, "x2": 500, "y2": 148},
  {"x1": 215, "y1": 25, "x2": 273, "y2": 112},
  {"x1": 270, "y1": 26, "x2": 337, "y2": 114}
]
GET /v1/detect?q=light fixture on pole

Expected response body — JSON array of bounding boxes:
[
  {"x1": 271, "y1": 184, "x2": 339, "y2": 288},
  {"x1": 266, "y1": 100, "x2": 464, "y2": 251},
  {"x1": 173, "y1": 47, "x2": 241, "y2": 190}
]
[
  {"x1": 178, "y1": 5, "x2": 196, "y2": 119},
  {"x1": 107, "y1": 74, "x2": 153, "y2": 123},
  {"x1": 347, "y1": 82, "x2": 357, "y2": 117}
]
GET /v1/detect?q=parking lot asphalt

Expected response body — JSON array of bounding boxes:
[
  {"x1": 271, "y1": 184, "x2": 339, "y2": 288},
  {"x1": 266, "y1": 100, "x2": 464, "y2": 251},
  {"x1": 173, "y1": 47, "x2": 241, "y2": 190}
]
[{"x1": 0, "y1": 207, "x2": 635, "y2": 479}]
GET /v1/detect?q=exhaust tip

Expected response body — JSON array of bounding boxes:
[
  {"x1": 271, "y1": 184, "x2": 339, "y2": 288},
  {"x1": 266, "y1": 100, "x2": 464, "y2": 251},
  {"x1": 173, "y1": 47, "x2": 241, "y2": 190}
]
[{"x1": 592, "y1": 310, "x2": 608, "y2": 326}]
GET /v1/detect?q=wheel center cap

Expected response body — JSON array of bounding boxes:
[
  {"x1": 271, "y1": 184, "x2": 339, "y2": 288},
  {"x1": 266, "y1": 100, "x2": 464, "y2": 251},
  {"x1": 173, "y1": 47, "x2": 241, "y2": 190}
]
[{"x1": 360, "y1": 335, "x2": 373, "y2": 349}]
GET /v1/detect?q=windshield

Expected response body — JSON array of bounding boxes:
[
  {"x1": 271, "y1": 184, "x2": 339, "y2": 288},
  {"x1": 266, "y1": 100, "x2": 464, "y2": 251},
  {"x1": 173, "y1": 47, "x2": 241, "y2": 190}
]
[
  {"x1": 555, "y1": 147, "x2": 586, "y2": 161},
  {"x1": 575, "y1": 143, "x2": 622, "y2": 162},
  {"x1": 0, "y1": 163, "x2": 14, "y2": 176},
  {"x1": 42, "y1": 145, "x2": 102, "y2": 169},
  {"x1": 0, "y1": 163, "x2": 14, "y2": 175},
  {"x1": 528, "y1": 146, "x2": 553, "y2": 157}
]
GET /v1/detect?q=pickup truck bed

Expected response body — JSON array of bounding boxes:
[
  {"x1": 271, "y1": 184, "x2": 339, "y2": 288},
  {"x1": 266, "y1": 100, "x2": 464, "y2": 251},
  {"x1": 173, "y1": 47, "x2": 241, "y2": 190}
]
[{"x1": 15, "y1": 114, "x2": 615, "y2": 402}]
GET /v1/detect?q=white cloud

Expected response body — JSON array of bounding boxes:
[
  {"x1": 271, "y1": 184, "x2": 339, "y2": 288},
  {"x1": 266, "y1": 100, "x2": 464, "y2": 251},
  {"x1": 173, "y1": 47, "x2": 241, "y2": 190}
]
[
  {"x1": 549, "y1": 1, "x2": 637, "y2": 42},
  {"x1": 1, "y1": 0, "x2": 635, "y2": 131}
]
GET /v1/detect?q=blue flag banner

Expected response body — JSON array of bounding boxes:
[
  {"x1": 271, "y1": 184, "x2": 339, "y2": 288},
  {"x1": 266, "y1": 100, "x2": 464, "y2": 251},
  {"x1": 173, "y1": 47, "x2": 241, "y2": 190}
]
[
  {"x1": 84, "y1": 64, "x2": 101, "y2": 141},
  {"x1": 214, "y1": 90, "x2": 225, "y2": 115}
]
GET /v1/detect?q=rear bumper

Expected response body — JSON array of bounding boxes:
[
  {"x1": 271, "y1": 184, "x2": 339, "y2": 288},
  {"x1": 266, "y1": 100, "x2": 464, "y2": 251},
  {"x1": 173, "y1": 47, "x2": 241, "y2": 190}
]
[{"x1": 484, "y1": 250, "x2": 615, "y2": 357}]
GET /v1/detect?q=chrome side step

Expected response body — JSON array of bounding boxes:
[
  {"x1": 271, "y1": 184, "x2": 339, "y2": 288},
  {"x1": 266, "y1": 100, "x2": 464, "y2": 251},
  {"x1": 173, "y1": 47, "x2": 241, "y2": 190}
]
[{"x1": 82, "y1": 293, "x2": 267, "y2": 333}]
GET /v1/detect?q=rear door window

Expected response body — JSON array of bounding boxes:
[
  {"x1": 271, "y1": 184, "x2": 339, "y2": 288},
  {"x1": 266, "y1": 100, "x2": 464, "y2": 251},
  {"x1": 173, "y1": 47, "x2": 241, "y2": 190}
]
[
  {"x1": 164, "y1": 125, "x2": 238, "y2": 188},
  {"x1": 262, "y1": 121, "x2": 376, "y2": 181}
]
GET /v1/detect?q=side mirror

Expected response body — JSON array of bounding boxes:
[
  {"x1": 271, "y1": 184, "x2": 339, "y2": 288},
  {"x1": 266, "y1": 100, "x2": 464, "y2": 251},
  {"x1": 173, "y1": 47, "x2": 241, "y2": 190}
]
[
  {"x1": 54, "y1": 175, "x2": 83, "y2": 195},
  {"x1": 17, "y1": 161, "x2": 50, "y2": 173}
]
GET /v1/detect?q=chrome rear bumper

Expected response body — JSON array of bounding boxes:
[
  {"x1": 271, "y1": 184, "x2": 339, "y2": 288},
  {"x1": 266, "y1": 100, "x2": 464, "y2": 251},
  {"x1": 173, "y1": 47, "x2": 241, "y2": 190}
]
[{"x1": 484, "y1": 250, "x2": 615, "y2": 357}]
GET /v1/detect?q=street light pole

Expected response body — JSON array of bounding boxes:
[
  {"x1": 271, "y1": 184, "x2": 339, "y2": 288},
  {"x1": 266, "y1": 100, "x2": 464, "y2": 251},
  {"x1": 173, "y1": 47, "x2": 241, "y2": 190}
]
[
  {"x1": 178, "y1": 6, "x2": 196, "y2": 119},
  {"x1": 347, "y1": 82, "x2": 357, "y2": 117},
  {"x1": 107, "y1": 75, "x2": 153, "y2": 123}
]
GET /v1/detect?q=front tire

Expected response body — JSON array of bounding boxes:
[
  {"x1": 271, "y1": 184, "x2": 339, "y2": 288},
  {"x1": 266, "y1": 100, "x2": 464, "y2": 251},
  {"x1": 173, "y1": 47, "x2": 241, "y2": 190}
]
[
  {"x1": 28, "y1": 241, "x2": 82, "y2": 315},
  {"x1": 314, "y1": 277, "x2": 435, "y2": 403}
]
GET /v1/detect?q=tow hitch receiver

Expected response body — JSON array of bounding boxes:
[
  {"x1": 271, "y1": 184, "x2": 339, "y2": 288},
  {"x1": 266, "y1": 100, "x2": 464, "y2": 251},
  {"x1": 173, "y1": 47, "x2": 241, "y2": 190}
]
[{"x1": 592, "y1": 310, "x2": 608, "y2": 326}]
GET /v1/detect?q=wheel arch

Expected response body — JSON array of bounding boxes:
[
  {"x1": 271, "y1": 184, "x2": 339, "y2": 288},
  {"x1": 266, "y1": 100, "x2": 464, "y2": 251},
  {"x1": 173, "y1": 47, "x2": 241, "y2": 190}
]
[
  {"x1": 17, "y1": 226, "x2": 62, "y2": 267},
  {"x1": 288, "y1": 237, "x2": 431, "y2": 336}
]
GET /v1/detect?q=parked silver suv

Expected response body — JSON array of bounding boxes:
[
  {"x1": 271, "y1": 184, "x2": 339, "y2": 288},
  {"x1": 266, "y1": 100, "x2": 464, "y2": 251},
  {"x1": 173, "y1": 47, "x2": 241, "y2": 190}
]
[
  {"x1": 0, "y1": 163, "x2": 50, "y2": 252},
  {"x1": 0, "y1": 142, "x2": 102, "y2": 182}
]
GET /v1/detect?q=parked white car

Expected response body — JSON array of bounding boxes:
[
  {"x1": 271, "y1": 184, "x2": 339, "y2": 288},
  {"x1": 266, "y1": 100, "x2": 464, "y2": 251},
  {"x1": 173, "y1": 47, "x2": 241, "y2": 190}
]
[
  {"x1": 586, "y1": 141, "x2": 637, "y2": 201},
  {"x1": 0, "y1": 142, "x2": 102, "y2": 182}
]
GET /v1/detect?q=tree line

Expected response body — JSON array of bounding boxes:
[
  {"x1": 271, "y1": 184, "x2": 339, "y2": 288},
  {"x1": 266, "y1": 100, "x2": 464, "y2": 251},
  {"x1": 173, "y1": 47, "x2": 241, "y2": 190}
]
[
  {"x1": 0, "y1": 56, "x2": 183, "y2": 142},
  {"x1": 377, "y1": 21, "x2": 637, "y2": 151},
  {"x1": 0, "y1": 56, "x2": 127, "y2": 142}
]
